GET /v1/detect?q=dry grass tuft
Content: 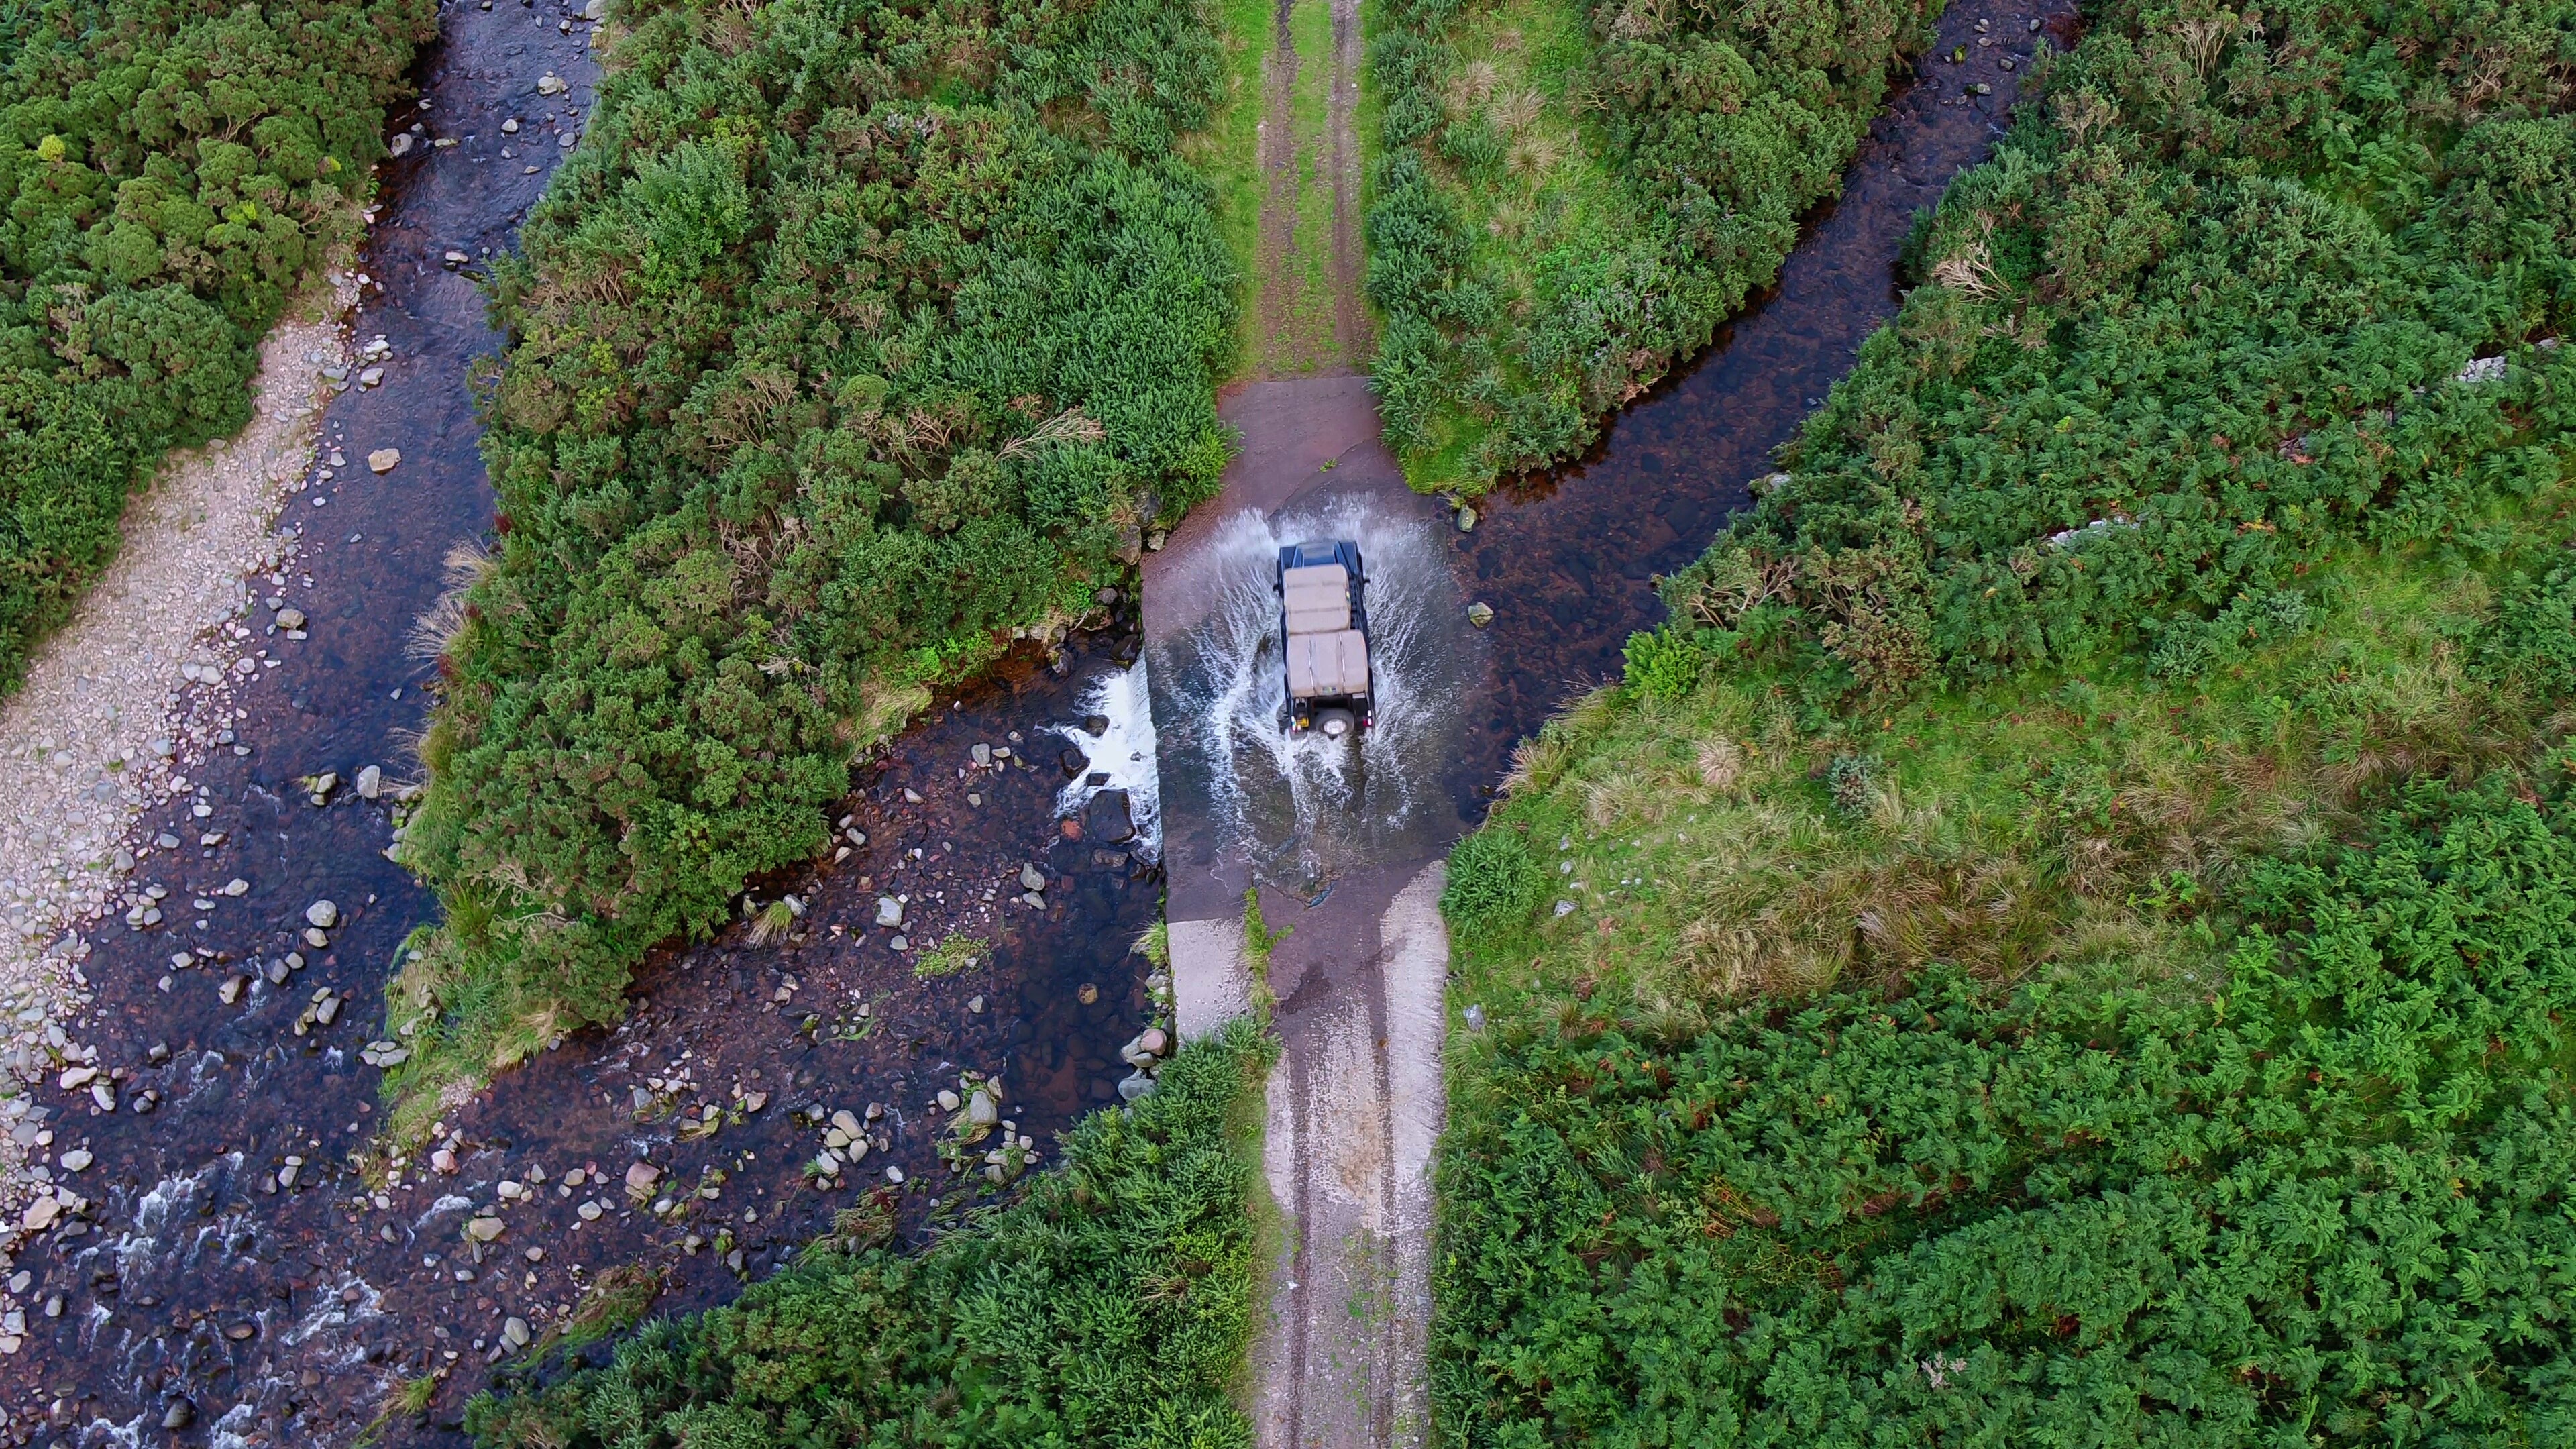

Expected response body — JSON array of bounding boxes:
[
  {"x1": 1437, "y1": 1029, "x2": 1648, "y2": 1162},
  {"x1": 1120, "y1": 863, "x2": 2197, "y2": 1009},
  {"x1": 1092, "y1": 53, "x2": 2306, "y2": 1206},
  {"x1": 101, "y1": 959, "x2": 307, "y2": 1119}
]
[
  {"x1": 408, "y1": 539, "x2": 493, "y2": 663},
  {"x1": 1695, "y1": 737, "x2": 1743, "y2": 794}
]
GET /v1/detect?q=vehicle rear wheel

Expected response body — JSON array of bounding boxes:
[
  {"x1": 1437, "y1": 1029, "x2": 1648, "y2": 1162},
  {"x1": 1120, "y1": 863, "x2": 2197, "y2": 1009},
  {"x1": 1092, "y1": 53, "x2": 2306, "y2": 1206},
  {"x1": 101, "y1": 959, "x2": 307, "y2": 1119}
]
[{"x1": 1314, "y1": 708, "x2": 1356, "y2": 740}]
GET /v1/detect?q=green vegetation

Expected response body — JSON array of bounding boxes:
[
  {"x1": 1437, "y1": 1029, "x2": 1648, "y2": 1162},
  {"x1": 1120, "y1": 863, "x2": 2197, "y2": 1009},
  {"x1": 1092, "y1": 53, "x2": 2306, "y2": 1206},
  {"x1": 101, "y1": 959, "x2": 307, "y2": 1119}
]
[
  {"x1": 1678, "y1": 0, "x2": 2576, "y2": 706},
  {"x1": 912, "y1": 933, "x2": 988, "y2": 981},
  {"x1": 1266, "y1": 0, "x2": 1356, "y2": 374},
  {"x1": 1434, "y1": 0, "x2": 2576, "y2": 1440},
  {"x1": 466, "y1": 1021, "x2": 1272, "y2": 1449},
  {"x1": 388, "y1": 0, "x2": 1240, "y2": 1128},
  {"x1": 0, "y1": 0, "x2": 435, "y2": 687},
  {"x1": 1442, "y1": 783, "x2": 2576, "y2": 1442},
  {"x1": 1179, "y1": 0, "x2": 1273, "y2": 369},
  {"x1": 1365, "y1": 0, "x2": 1936, "y2": 490}
]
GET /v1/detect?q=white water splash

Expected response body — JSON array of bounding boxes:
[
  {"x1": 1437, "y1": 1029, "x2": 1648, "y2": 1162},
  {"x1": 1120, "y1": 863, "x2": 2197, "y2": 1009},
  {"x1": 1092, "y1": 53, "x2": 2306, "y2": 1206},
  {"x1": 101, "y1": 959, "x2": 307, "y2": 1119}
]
[
  {"x1": 209, "y1": 1403, "x2": 262, "y2": 1449},
  {"x1": 1049, "y1": 658, "x2": 1161, "y2": 861},
  {"x1": 414, "y1": 1192, "x2": 474, "y2": 1229},
  {"x1": 1151, "y1": 493, "x2": 1477, "y2": 892},
  {"x1": 110, "y1": 1154, "x2": 237, "y2": 1279}
]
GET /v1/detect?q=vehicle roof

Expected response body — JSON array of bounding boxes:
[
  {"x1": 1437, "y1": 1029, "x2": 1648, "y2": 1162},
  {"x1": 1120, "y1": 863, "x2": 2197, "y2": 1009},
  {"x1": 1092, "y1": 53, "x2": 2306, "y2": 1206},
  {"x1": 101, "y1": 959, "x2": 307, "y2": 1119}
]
[
  {"x1": 1281, "y1": 564, "x2": 1352, "y2": 635},
  {"x1": 1285, "y1": 629, "x2": 1370, "y2": 698}
]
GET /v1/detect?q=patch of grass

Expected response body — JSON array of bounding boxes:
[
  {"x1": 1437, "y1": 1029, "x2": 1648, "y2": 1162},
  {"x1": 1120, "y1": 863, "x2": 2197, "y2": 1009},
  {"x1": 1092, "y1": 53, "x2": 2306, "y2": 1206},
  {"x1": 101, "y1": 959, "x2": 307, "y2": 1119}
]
[
  {"x1": 1367, "y1": 0, "x2": 1935, "y2": 491},
  {"x1": 1279, "y1": 0, "x2": 1345, "y2": 371},
  {"x1": 554, "y1": 1264, "x2": 664, "y2": 1356},
  {"x1": 353, "y1": 1369, "x2": 445, "y2": 1449},
  {"x1": 1453, "y1": 535, "x2": 2573, "y2": 1028},
  {"x1": 911, "y1": 933, "x2": 989, "y2": 980},
  {"x1": 1395, "y1": 0, "x2": 1638, "y2": 480},
  {"x1": 1242, "y1": 883, "x2": 1287, "y2": 998},
  {"x1": 1181, "y1": 0, "x2": 1275, "y2": 374}
]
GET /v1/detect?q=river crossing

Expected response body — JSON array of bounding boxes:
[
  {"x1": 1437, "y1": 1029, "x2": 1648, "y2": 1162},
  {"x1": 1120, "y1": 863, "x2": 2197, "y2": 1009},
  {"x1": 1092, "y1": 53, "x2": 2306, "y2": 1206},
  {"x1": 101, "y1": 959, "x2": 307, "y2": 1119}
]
[{"x1": 0, "y1": 0, "x2": 2061, "y2": 1441}]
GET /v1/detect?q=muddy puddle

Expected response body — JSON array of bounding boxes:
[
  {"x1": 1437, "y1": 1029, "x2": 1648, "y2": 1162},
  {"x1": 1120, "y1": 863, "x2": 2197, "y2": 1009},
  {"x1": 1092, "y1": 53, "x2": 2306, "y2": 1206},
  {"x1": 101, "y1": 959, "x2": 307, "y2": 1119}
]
[{"x1": 1, "y1": 0, "x2": 2059, "y2": 1442}]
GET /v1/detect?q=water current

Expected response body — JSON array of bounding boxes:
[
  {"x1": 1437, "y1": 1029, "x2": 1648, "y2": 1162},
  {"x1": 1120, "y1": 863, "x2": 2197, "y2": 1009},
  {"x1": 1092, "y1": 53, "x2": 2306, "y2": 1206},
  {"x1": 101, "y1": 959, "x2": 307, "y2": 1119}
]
[
  {"x1": 1148, "y1": 494, "x2": 1483, "y2": 900},
  {"x1": 1, "y1": 0, "x2": 2061, "y2": 1440}
]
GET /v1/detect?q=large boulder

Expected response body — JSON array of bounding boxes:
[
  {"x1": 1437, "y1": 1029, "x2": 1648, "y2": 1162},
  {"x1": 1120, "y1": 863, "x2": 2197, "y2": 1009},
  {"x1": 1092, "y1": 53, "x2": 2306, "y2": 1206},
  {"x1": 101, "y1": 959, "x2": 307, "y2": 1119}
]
[{"x1": 1083, "y1": 788, "x2": 1134, "y2": 845}]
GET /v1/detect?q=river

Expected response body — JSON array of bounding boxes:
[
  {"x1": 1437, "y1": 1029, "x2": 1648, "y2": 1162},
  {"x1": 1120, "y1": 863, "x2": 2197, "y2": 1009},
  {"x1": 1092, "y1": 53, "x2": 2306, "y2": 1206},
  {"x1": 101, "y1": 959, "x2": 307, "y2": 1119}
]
[{"x1": 0, "y1": 0, "x2": 2060, "y2": 1441}]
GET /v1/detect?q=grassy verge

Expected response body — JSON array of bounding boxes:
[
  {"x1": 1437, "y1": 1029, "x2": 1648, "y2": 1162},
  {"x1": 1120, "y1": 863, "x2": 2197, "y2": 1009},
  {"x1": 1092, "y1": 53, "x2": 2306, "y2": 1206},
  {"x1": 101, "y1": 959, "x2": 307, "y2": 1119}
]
[
  {"x1": 0, "y1": 0, "x2": 436, "y2": 688},
  {"x1": 381, "y1": 0, "x2": 1242, "y2": 1138},
  {"x1": 1180, "y1": 0, "x2": 1274, "y2": 374},
  {"x1": 1365, "y1": 0, "x2": 1937, "y2": 492},
  {"x1": 1432, "y1": 0, "x2": 2576, "y2": 1438},
  {"x1": 464, "y1": 1020, "x2": 1275, "y2": 1448}
]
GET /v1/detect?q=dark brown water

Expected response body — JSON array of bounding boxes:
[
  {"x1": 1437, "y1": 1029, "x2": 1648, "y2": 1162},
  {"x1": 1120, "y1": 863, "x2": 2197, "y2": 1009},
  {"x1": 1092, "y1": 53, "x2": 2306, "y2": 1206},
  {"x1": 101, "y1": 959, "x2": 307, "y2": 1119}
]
[
  {"x1": 1, "y1": 0, "x2": 2055, "y2": 1442},
  {"x1": 1452, "y1": 0, "x2": 2065, "y2": 784},
  {"x1": 1, "y1": 3, "x2": 1156, "y2": 1444}
]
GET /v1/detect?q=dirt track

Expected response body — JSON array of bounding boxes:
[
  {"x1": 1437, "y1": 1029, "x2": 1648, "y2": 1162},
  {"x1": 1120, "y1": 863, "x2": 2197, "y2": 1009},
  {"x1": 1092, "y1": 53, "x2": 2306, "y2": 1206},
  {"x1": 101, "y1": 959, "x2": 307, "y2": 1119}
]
[
  {"x1": 1248, "y1": 0, "x2": 1371, "y2": 378},
  {"x1": 1144, "y1": 360, "x2": 1466, "y2": 1449}
]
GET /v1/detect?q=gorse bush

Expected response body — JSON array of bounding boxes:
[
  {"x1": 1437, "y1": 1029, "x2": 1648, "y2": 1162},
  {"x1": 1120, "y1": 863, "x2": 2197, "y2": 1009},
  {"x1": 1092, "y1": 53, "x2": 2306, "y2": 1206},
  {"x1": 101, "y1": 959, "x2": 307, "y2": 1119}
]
[
  {"x1": 1437, "y1": 0, "x2": 2576, "y2": 1440},
  {"x1": 1440, "y1": 824, "x2": 1544, "y2": 935},
  {"x1": 1662, "y1": 0, "x2": 2576, "y2": 707},
  {"x1": 0, "y1": 0, "x2": 434, "y2": 687},
  {"x1": 390, "y1": 0, "x2": 1238, "y2": 1108},
  {"x1": 1437, "y1": 782, "x2": 2576, "y2": 1444},
  {"x1": 1366, "y1": 0, "x2": 1935, "y2": 490},
  {"x1": 466, "y1": 1022, "x2": 1270, "y2": 1449}
]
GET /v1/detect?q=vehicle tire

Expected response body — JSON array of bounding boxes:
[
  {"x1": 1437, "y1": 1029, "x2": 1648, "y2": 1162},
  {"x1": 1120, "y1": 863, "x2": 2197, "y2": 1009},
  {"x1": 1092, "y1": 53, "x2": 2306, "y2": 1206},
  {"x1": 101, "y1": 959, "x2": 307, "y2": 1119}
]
[{"x1": 1315, "y1": 708, "x2": 1356, "y2": 740}]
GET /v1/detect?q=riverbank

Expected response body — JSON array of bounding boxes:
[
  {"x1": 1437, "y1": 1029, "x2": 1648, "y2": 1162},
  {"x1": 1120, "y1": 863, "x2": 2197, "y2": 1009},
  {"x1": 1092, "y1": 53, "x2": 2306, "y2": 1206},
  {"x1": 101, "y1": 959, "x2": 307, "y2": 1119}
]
[
  {"x1": 0, "y1": 0, "x2": 611, "y2": 1434},
  {"x1": 1428, "y1": 0, "x2": 2576, "y2": 1435},
  {"x1": 0, "y1": 0, "x2": 1224, "y2": 1440},
  {"x1": 0, "y1": 281, "x2": 347, "y2": 1273}
]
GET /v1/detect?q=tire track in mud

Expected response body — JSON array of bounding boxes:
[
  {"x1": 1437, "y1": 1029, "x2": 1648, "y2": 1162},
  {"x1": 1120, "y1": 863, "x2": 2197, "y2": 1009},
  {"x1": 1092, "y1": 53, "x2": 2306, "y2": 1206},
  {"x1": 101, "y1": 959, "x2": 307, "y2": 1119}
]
[{"x1": 1250, "y1": 0, "x2": 1371, "y2": 376}]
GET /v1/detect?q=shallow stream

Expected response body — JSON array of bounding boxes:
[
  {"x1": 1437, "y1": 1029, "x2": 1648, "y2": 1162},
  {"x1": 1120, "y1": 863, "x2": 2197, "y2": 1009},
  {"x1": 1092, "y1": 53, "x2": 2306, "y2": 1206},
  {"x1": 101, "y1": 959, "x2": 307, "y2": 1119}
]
[{"x1": 1, "y1": 0, "x2": 2059, "y2": 1440}]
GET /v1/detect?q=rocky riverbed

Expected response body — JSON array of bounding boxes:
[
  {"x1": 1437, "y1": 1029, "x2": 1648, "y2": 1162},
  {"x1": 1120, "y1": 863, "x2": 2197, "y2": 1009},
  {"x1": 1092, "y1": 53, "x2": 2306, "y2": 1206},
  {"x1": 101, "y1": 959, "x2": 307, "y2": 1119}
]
[{"x1": 0, "y1": 2, "x2": 1171, "y2": 1444}]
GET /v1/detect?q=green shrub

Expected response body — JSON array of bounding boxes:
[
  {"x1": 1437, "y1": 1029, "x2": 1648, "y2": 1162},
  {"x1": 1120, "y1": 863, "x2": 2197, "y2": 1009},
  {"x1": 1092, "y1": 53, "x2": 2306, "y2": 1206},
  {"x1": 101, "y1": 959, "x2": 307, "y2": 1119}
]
[
  {"x1": 0, "y1": 0, "x2": 436, "y2": 688},
  {"x1": 1436, "y1": 783, "x2": 2576, "y2": 1444},
  {"x1": 1365, "y1": 0, "x2": 1937, "y2": 489},
  {"x1": 2483, "y1": 562, "x2": 2576, "y2": 700},
  {"x1": 1442, "y1": 824, "x2": 1544, "y2": 936},
  {"x1": 1620, "y1": 625, "x2": 1713, "y2": 700},
  {"x1": 1440, "y1": 1, "x2": 2576, "y2": 1438},
  {"x1": 391, "y1": 0, "x2": 1238, "y2": 1109},
  {"x1": 467, "y1": 1021, "x2": 1272, "y2": 1449},
  {"x1": 1664, "y1": 0, "x2": 2576, "y2": 704}
]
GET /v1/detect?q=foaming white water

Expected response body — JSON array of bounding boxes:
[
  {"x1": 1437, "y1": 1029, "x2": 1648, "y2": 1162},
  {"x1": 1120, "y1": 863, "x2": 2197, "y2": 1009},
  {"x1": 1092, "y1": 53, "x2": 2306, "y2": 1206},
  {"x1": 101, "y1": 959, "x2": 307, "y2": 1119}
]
[
  {"x1": 1050, "y1": 659, "x2": 1161, "y2": 860},
  {"x1": 209, "y1": 1403, "x2": 261, "y2": 1449},
  {"x1": 74, "y1": 1415, "x2": 145, "y2": 1449},
  {"x1": 415, "y1": 1191, "x2": 474, "y2": 1228},
  {"x1": 280, "y1": 1271, "x2": 384, "y2": 1348},
  {"x1": 1152, "y1": 493, "x2": 1476, "y2": 892},
  {"x1": 111, "y1": 1154, "x2": 236, "y2": 1279}
]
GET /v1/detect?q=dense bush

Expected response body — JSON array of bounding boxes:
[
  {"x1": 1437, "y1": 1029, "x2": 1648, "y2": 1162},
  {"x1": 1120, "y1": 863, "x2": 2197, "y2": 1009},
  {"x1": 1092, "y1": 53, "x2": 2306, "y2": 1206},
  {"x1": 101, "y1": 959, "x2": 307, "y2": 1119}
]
[
  {"x1": 1663, "y1": 0, "x2": 2576, "y2": 707},
  {"x1": 0, "y1": 0, "x2": 435, "y2": 687},
  {"x1": 392, "y1": 0, "x2": 1238, "y2": 1104},
  {"x1": 1366, "y1": 0, "x2": 1934, "y2": 489},
  {"x1": 1440, "y1": 824, "x2": 1544, "y2": 935},
  {"x1": 1438, "y1": 1, "x2": 2576, "y2": 1440},
  {"x1": 1437, "y1": 782, "x2": 2576, "y2": 1444},
  {"x1": 468, "y1": 1022, "x2": 1270, "y2": 1449}
]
